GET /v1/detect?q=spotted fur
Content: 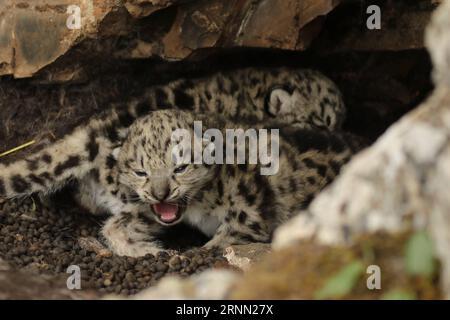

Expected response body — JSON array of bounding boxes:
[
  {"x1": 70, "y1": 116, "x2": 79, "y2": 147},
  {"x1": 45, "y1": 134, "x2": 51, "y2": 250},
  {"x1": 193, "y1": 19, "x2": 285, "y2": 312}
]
[
  {"x1": 100, "y1": 110, "x2": 362, "y2": 256},
  {"x1": 0, "y1": 68, "x2": 349, "y2": 256}
]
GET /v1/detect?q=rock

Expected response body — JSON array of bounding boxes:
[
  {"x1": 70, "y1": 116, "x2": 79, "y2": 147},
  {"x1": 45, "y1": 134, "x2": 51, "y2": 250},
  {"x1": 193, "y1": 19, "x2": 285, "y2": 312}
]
[
  {"x1": 0, "y1": 0, "x2": 340, "y2": 80},
  {"x1": 222, "y1": 0, "x2": 340, "y2": 50},
  {"x1": 223, "y1": 243, "x2": 271, "y2": 271},
  {"x1": 128, "y1": 269, "x2": 239, "y2": 300},
  {"x1": 426, "y1": 0, "x2": 450, "y2": 86},
  {"x1": 123, "y1": 0, "x2": 181, "y2": 18},
  {"x1": 231, "y1": 233, "x2": 441, "y2": 299},
  {"x1": 273, "y1": 0, "x2": 450, "y2": 298},
  {"x1": 0, "y1": 0, "x2": 117, "y2": 78},
  {"x1": 0, "y1": 268, "x2": 99, "y2": 299},
  {"x1": 0, "y1": 258, "x2": 10, "y2": 272},
  {"x1": 118, "y1": 0, "x2": 341, "y2": 60}
]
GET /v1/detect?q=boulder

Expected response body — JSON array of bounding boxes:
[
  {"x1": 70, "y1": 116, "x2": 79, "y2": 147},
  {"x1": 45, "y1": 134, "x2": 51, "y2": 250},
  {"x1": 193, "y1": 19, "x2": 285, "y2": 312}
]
[
  {"x1": 0, "y1": 0, "x2": 340, "y2": 80},
  {"x1": 129, "y1": 269, "x2": 239, "y2": 300},
  {"x1": 273, "y1": 0, "x2": 450, "y2": 298}
]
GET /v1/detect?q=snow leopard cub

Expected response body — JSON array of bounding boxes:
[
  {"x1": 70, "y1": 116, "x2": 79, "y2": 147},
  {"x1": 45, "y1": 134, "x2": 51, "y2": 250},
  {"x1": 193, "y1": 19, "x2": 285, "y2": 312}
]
[
  {"x1": 100, "y1": 109, "x2": 362, "y2": 256},
  {"x1": 0, "y1": 67, "x2": 348, "y2": 256}
]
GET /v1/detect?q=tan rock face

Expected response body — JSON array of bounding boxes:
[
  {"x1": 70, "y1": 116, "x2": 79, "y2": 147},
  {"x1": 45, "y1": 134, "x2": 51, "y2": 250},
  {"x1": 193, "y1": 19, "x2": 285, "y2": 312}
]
[
  {"x1": 0, "y1": 0, "x2": 340, "y2": 79},
  {"x1": 129, "y1": 269, "x2": 239, "y2": 300},
  {"x1": 123, "y1": 0, "x2": 181, "y2": 18},
  {"x1": 0, "y1": 265, "x2": 99, "y2": 299},
  {"x1": 0, "y1": 0, "x2": 117, "y2": 78}
]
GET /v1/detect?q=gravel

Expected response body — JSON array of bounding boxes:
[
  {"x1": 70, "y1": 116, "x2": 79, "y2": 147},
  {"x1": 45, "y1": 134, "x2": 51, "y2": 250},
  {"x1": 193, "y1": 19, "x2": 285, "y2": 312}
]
[{"x1": 0, "y1": 194, "x2": 229, "y2": 296}]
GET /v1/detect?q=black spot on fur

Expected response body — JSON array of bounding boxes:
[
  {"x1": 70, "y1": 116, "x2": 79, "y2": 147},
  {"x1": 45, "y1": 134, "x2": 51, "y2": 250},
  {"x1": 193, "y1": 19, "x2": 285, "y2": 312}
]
[
  {"x1": 174, "y1": 89, "x2": 194, "y2": 109},
  {"x1": 138, "y1": 212, "x2": 153, "y2": 225},
  {"x1": 106, "y1": 175, "x2": 114, "y2": 184},
  {"x1": 316, "y1": 164, "x2": 327, "y2": 177},
  {"x1": 226, "y1": 165, "x2": 235, "y2": 177},
  {"x1": 303, "y1": 158, "x2": 328, "y2": 177},
  {"x1": 238, "y1": 233, "x2": 259, "y2": 243},
  {"x1": 237, "y1": 163, "x2": 248, "y2": 172},
  {"x1": 329, "y1": 160, "x2": 342, "y2": 175},
  {"x1": 86, "y1": 132, "x2": 99, "y2": 162},
  {"x1": 106, "y1": 155, "x2": 117, "y2": 169},
  {"x1": 238, "y1": 181, "x2": 256, "y2": 206},
  {"x1": 26, "y1": 159, "x2": 39, "y2": 171},
  {"x1": 306, "y1": 176, "x2": 316, "y2": 185},
  {"x1": 128, "y1": 191, "x2": 140, "y2": 203},
  {"x1": 28, "y1": 174, "x2": 45, "y2": 186},
  {"x1": 303, "y1": 158, "x2": 317, "y2": 169},
  {"x1": 41, "y1": 154, "x2": 52, "y2": 164},
  {"x1": 278, "y1": 128, "x2": 349, "y2": 154},
  {"x1": 254, "y1": 174, "x2": 276, "y2": 221},
  {"x1": 117, "y1": 212, "x2": 133, "y2": 227},
  {"x1": 105, "y1": 125, "x2": 119, "y2": 142},
  {"x1": 54, "y1": 156, "x2": 80, "y2": 176},
  {"x1": 238, "y1": 211, "x2": 247, "y2": 223},
  {"x1": 164, "y1": 137, "x2": 171, "y2": 149},
  {"x1": 0, "y1": 179, "x2": 5, "y2": 196},
  {"x1": 39, "y1": 172, "x2": 52, "y2": 181},
  {"x1": 217, "y1": 180, "x2": 224, "y2": 198},
  {"x1": 249, "y1": 222, "x2": 262, "y2": 233},
  {"x1": 90, "y1": 169, "x2": 100, "y2": 182},
  {"x1": 11, "y1": 175, "x2": 30, "y2": 193}
]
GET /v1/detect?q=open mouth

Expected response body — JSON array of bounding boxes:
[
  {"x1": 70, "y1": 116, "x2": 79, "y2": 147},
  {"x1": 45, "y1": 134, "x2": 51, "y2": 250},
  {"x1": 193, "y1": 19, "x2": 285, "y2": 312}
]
[{"x1": 151, "y1": 202, "x2": 183, "y2": 224}]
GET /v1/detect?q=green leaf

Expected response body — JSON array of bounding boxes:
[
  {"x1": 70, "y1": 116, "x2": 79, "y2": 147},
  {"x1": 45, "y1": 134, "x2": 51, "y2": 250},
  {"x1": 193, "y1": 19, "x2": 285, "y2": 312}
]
[
  {"x1": 405, "y1": 231, "x2": 436, "y2": 277},
  {"x1": 315, "y1": 261, "x2": 364, "y2": 299},
  {"x1": 381, "y1": 290, "x2": 416, "y2": 300}
]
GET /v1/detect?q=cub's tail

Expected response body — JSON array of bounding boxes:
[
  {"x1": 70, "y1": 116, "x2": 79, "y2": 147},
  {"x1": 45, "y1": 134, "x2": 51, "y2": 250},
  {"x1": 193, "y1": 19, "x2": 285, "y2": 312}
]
[{"x1": 0, "y1": 108, "x2": 126, "y2": 200}]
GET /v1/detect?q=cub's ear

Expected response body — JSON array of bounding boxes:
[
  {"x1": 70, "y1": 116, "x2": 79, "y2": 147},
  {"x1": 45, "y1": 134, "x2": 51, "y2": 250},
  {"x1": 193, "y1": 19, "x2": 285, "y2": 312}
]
[
  {"x1": 265, "y1": 86, "x2": 294, "y2": 117},
  {"x1": 112, "y1": 146, "x2": 121, "y2": 160}
]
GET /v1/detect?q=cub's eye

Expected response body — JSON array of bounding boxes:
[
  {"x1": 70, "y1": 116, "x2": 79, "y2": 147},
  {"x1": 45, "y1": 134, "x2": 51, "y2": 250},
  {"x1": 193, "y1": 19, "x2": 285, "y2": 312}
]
[
  {"x1": 134, "y1": 171, "x2": 147, "y2": 177},
  {"x1": 174, "y1": 165, "x2": 188, "y2": 174}
]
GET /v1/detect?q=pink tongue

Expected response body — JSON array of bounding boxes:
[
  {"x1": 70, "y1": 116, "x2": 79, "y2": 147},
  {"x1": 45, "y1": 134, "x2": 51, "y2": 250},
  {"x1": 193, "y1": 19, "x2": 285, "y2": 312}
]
[{"x1": 153, "y1": 203, "x2": 179, "y2": 222}]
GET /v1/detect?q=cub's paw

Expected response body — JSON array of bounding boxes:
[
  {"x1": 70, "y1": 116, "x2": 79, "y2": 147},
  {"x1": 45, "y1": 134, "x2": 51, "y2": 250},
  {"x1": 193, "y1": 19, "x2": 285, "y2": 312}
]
[{"x1": 110, "y1": 240, "x2": 165, "y2": 258}]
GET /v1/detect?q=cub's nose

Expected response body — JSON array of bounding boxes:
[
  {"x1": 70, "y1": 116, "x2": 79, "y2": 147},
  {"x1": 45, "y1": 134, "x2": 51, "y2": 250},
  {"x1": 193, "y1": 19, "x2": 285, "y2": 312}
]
[{"x1": 153, "y1": 186, "x2": 170, "y2": 201}]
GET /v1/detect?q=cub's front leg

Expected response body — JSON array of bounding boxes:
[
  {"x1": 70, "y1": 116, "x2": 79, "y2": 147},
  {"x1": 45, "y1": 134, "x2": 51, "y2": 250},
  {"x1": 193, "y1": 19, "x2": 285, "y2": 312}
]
[
  {"x1": 101, "y1": 211, "x2": 168, "y2": 257},
  {"x1": 203, "y1": 207, "x2": 272, "y2": 250}
]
